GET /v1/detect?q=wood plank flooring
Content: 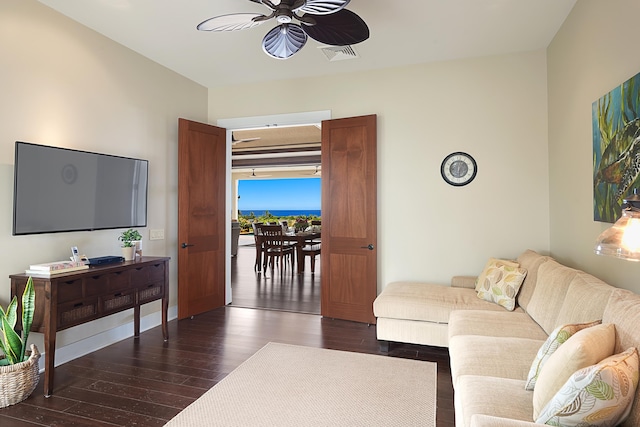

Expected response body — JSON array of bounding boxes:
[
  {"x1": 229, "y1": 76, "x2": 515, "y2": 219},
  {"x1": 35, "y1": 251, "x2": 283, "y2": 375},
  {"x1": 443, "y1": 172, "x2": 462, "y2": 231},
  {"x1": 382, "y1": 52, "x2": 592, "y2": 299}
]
[{"x1": 0, "y1": 241, "x2": 454, "y2": 426}]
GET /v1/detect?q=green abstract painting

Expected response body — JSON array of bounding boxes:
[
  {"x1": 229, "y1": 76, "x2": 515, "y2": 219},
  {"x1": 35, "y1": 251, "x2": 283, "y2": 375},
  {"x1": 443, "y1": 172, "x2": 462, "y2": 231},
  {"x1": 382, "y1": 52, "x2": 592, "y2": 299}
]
[{"x1": 593, "y1": 71, "x2": 640, "y2": 223}]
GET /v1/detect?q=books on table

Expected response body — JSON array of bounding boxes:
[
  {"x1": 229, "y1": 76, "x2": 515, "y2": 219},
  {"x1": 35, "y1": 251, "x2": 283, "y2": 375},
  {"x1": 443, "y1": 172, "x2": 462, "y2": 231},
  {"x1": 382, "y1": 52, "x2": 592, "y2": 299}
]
[{"x1": 26, "y1": 260, "x2": 89, "y2": 276}]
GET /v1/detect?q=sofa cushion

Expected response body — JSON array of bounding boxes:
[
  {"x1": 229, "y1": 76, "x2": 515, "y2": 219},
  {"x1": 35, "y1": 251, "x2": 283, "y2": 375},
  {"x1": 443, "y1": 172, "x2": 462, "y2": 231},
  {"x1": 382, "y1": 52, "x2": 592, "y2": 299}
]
[
  {"x1": 553, "y1": 272, "x2": 614, "y2": 328},
  {"x1": 532, "y1": 323, "x2": 616, "y2": 419},
  {"x1": 448, "y1": 310, "x2": 545, "y2": 341},
  {"x1": 449, "y1": 335, "x2": 544, "y2": 387},
  {"x1": 476, "y1": 264, "x2": 527, "y2": 311},
  {"x1": 525, "y1": 260, "x2": 579, "y2": 334},
  {"x1": 525, "y1": 321, "x2": 601, "y2": 390},
  {"x1": 515, "y1": 250, "x2": 552, "y2": 311},
  {"x1": 602, "y1": 289, "x2": 640, "y2": 427},
  {"x1": 536, "y1": 347, "x2": 639, "y2": 426},
  {"x1": 455, "y1": 375, "x2": 533, "y2": 427},
  {"x1": 373, "y1": 282, "x2": 509, "y2": 324},
  {"x1": 475, "y1": 258, "x2": 520, "y2": 292}
]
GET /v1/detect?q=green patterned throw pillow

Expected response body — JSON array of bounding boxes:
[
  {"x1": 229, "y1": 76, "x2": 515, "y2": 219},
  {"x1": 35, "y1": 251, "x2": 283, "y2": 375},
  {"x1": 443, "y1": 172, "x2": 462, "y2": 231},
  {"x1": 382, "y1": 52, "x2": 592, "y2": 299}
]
[
  {"x1": 476, "y1": 263, "x2": 527, "y2": 311},
  {"x1": 536, "y1": 347, "x2": 639, "y2": 426},
  {"x1": 525, "y1": 321, "x2": 601, "y2": 390}
]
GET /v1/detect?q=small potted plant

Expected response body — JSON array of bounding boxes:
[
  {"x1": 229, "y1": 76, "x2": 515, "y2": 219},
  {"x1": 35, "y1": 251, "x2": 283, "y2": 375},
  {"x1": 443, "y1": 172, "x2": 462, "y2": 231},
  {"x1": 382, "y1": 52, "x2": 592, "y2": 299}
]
[
  {"x1": 294, "y1": 217, "x2": 309, "y2": 233},
  {"x1": 0, "y1": 277, "x2": 40, "y2": 407},
  {"x1": 118, "y1": 229, "x2": 142, "y2": 261}
]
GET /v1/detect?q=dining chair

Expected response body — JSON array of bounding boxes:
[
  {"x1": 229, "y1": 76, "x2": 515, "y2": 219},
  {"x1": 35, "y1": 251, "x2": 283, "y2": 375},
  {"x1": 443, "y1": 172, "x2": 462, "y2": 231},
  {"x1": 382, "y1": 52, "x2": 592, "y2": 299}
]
[
  {"x1": 300, "y1": 242, "x2": 321, "y2": 274},
  {"x1": 252, "y1": 222, "x2": 264, "y2": 272},
  {"x1": 260, "y1": 224, "x2": 295, "y2": 276}
]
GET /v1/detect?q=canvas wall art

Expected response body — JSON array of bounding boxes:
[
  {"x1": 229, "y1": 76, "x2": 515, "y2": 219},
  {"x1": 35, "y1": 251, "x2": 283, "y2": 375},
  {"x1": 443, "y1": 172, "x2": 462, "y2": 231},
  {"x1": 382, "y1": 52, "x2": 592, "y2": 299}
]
[{"x1": 592, "y1": 71, "x2": 640, "y2": 223}]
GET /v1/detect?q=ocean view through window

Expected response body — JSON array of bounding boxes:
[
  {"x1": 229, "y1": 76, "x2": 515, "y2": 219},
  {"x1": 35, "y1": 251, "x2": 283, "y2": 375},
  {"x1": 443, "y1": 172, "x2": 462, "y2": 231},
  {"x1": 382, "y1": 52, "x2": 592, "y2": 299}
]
[{"x1": 237, "y1": 178, "x2": 321, "y2": 231}]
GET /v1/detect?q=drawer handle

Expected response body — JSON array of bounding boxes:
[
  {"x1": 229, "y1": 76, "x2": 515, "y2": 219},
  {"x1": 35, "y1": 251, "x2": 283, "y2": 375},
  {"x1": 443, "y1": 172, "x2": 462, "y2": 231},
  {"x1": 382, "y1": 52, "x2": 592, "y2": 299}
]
[
  {"x1": 114, "y1": 292, "x2": 122, "y2": 297},
  {"x1": 92, "y1": 276, "x2": 101, "y2": 280},
  {"x1": 65, "y1": 280, "x2": 75, "y2": 285},
  {"x1": 74, "y1": 302, "x2": 83, "y2": 308},
  {"x1": 135, "y1": 267, "x2": 144, "y2": 271}
]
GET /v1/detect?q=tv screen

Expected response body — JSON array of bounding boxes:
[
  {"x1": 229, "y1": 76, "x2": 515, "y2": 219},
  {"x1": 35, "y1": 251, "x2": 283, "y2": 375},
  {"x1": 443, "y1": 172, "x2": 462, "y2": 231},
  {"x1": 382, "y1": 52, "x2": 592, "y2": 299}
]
[{"x1": 13, "y1": 141, "x2": 148, "y2": 235}]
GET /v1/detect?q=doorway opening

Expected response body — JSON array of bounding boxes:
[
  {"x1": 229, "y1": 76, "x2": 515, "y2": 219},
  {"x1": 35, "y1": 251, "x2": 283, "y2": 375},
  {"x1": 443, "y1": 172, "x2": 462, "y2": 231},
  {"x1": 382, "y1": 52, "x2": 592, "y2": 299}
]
[{"x1": 217, "y1": 110, "x2": 331, "y2": 313}]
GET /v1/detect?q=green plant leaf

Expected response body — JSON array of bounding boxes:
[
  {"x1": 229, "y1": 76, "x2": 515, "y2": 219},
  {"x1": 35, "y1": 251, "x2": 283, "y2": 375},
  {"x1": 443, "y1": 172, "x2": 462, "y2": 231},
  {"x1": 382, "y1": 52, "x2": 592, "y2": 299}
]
[
  {"x1": 20, "y1": 277, "x2": 35, "y2": 362},
  {"x1": 4, "y1": 296, "x2": 18, "y2": 330},
  {"x1": 1, "y1": 316, "x2": 22, "y2": 364}
]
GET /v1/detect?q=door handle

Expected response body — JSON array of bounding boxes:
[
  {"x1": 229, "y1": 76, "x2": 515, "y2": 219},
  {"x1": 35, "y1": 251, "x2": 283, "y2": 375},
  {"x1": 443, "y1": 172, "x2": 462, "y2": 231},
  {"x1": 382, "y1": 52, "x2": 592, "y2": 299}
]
[
  {"x1": 181, "y1": 243, "x2": 195, "y2": 249},
  {"x1": 360, "y1": 244, "x2": 374, "y2": 250}
]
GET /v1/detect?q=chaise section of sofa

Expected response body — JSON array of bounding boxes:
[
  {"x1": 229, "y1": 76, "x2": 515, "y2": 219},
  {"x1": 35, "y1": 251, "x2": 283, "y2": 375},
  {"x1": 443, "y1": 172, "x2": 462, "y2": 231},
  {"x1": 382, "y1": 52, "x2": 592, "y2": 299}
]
[{"x1": 373, "y1": 250, "x2": 550, "y2": 349}]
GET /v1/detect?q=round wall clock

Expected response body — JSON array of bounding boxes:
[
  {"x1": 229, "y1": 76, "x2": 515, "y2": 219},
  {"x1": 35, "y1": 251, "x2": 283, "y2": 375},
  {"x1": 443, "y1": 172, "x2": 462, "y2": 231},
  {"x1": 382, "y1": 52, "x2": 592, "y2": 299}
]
[{"x1": 440, "y1": 152, "x2": 477, "y2": 186}]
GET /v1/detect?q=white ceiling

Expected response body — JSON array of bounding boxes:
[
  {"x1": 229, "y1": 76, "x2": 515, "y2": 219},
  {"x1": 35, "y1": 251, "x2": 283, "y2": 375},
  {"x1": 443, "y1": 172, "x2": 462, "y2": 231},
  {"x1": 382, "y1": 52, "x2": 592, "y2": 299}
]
[{"x1": 37, "y1": 0, "x2": 576, "y2": 89}]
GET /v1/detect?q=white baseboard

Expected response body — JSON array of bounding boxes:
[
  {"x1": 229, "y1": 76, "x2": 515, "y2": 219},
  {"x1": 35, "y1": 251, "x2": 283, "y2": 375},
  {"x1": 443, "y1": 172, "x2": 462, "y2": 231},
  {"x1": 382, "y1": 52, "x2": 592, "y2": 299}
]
[{"x1": 37, "y1": 306, "x2": 178, "y2": 372}]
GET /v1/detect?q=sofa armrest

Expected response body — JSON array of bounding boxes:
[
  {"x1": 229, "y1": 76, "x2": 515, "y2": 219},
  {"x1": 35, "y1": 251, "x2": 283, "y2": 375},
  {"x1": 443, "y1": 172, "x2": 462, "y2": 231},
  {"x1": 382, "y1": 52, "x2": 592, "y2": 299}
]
[
  {"x1": 451, "y1": 276, "x2": 477, "y2": 289},
  {"x1": 471, "y1": 415, "x2": 538, "y2": 427}
]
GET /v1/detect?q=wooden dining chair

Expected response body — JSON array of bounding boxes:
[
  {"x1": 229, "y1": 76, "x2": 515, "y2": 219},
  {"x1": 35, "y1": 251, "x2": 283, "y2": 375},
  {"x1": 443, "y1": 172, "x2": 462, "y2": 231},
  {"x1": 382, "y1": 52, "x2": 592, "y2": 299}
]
[
  {"x1": 300, "y1": 242, "x2": 321, "y2": 274},
  {"x1": 260, "y1": 224, "x2": 295, "y2": 276},
  {"x1": 252, "y1": 222, "x2": 264, "y2": 272}
]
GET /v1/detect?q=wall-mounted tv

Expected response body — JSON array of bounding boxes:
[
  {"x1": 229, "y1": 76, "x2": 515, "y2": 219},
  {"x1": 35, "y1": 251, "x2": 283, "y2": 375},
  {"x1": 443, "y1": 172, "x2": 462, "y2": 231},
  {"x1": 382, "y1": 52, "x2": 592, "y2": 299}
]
[{"x1": 13, "y1": 141, "x2": 148, "y2": 235}]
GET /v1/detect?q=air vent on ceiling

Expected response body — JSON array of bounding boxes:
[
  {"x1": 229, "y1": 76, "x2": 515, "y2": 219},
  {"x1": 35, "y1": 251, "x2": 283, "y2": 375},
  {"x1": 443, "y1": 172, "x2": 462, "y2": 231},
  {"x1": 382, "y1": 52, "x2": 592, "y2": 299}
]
[{"x1": 319, "y1": 45, "x2": 359, "y2": 62}]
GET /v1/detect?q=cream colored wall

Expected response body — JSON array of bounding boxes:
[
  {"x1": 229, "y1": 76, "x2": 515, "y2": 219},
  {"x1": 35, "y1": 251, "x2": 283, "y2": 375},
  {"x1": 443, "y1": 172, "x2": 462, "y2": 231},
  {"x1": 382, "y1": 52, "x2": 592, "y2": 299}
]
[
  {"x1": 210, "y1": 50, "x2": 551, "y2": 289},
  {"x1": 548, "y1": 0, "x2": 640, "y2": 292},
  {"x1": 0, "y1": 0, "x2": 207, "y2": 356}
]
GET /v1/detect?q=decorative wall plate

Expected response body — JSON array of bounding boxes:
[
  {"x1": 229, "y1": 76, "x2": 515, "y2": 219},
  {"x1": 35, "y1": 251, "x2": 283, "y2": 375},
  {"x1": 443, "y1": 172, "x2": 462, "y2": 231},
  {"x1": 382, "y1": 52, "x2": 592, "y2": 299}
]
[{"x1": 441, "y1": 152, "x2": 477, "y2": 186}]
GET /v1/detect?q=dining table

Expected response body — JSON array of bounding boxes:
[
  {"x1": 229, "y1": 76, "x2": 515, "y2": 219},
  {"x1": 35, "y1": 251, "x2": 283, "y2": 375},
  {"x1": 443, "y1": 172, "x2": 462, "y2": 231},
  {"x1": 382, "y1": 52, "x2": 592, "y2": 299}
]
[{"x1": 255, "y1": 231, "x2": 321, "y2": 274}]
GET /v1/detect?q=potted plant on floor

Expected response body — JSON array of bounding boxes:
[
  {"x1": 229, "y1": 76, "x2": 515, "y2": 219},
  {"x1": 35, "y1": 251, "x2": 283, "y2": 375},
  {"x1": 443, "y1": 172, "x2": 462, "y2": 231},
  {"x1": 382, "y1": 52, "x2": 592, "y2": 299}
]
[
  {"x1": 119, "y1": 228, "x2": 142, "y2": 261},
  {"x1": 0, "y1": 276, "x2": 40, "y2": 407}
]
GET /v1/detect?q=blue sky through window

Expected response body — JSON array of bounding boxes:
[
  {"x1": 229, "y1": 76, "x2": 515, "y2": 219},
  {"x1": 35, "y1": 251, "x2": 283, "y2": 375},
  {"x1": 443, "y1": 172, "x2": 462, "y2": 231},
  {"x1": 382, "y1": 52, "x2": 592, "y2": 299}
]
[{"x1": 238, "y1": 178, "x2": 321, "y2": 211}]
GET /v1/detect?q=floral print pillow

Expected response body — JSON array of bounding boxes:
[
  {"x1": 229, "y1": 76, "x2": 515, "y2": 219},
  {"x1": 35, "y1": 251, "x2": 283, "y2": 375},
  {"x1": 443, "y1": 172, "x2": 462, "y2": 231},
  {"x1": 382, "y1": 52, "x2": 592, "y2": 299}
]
[
  {"x1": 525, "y1": 321, "x2": 601, "y2": 390},
  {"x1": 536, "y1": 347, "x2": 639, "y2": 427}
]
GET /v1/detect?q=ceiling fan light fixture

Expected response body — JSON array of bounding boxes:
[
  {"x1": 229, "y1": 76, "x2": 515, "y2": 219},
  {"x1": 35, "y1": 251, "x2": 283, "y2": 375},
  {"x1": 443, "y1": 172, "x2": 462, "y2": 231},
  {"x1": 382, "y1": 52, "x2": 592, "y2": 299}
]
[{"x1": 263, "y1": 23, "x2": 307, "y2": 59}]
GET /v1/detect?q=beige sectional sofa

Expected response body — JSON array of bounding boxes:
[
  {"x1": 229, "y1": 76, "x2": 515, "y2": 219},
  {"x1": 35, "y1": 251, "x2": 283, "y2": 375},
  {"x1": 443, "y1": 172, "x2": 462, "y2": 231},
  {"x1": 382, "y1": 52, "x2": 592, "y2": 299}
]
[{"x1": 373, "y1": 250, "x2": 640, "y2": 426}]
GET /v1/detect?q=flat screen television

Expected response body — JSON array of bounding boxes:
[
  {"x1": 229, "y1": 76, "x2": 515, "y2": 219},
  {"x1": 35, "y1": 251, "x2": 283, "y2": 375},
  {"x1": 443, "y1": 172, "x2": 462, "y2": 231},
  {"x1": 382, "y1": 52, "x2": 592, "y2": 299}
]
[{"x1": 13, "y1": 141, "x2": 148, "y2": 235}]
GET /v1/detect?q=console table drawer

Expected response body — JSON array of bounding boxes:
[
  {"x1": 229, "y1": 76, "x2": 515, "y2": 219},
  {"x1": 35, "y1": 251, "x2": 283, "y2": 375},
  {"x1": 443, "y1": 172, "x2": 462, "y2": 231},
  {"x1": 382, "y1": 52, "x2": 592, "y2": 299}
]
[
  {"x1": 101, "y1": 291, "x2": 135, "y2": 315},
  {"x1": 59, "y1": 298, "x2": 98, "y2": 328},
  {"x1": 57, "y1": 279, "x2": 83, "y2": 303},
  {"x1": 138, "y1": 282, "x2": 164, "y2": 304},
  {"x1": 148, "y1": 263, "x2": 165, "y2": 282},
  {"x1": 85, "y1": 275, "x2": 109, "y2": 296},
  {"x1": 86, "y1": 271, "x2": 130, "y2": 295}
]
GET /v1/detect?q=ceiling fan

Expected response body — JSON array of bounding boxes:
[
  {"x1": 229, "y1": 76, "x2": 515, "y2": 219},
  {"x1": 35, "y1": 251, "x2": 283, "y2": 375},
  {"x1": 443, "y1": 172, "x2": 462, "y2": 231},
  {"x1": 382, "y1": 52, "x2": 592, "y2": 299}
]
[{"x1": 197, "y1": 0, "x2": 369, "y2": 60}]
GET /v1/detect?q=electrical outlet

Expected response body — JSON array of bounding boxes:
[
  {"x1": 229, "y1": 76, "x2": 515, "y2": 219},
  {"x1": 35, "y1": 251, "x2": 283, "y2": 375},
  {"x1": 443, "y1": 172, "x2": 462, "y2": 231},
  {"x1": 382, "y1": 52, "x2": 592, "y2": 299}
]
[{"x1": 150, "y1": 229, "x2": 164, "y2": 240}]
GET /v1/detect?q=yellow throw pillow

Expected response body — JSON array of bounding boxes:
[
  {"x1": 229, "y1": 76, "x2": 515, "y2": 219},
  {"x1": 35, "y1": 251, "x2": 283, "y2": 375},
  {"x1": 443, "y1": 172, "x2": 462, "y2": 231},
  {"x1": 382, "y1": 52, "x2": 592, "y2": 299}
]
[
  {"x1": 536, "y1": 347, "x2": 639, "y2": 426},
  {"x1": 475, "y1": 258, "x2": 520, "y2": 293},
  {"x1": 525, "y1": 320, "x2": 601, "y2": 390},
  {"x1": 532, "y1": 323, "x2": 616, "y2": 419}
]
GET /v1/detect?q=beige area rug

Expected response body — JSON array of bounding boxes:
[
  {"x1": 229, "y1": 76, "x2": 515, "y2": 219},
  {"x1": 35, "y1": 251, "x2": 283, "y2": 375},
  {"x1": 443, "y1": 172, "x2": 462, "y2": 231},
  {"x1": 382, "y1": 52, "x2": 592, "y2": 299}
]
[{"x1": 165, "y1": 342, "x2": 437, "y2": 426}]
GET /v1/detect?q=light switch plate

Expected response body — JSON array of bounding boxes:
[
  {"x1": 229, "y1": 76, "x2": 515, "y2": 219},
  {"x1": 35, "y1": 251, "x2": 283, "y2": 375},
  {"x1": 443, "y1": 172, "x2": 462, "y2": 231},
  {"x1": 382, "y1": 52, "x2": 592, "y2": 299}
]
[{"x1": 150, "y1": 229, "x2": 164, "y2": 240}]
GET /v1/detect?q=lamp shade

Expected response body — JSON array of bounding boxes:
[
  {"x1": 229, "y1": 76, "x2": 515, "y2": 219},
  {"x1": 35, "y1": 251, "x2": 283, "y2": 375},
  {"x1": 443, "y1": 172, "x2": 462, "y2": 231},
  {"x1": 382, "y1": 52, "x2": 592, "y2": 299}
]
[{"x1": 595, "y1": 208, "x2": 640, "y2": 261}]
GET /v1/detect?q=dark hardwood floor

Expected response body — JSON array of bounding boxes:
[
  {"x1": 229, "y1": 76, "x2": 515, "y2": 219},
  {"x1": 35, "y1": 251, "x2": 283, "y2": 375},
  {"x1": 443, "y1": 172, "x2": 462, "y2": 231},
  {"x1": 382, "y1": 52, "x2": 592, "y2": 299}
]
[
  {"x1": 0, "y1": 240, "x2": 454, "y2": 426},
  {"x1": 230, "y1": 237, "x2": 321, "y2": 314}
]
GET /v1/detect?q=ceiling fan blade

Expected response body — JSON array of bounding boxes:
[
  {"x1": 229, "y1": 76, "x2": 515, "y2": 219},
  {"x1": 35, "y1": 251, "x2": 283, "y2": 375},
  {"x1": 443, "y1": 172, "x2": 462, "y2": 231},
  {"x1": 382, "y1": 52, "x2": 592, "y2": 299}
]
[
  {"x1": 301, "y1": 9, "x2": 369, "y2": 46},
  {"x1": 296, "y1": 0, "x2": 350, "y2": 15},
  {"x1": 262, "y1": 24, "x2": 308, "y2": 59},
  {"x1": 197, "y1": 13, "x2": 266, "y2": 32}
]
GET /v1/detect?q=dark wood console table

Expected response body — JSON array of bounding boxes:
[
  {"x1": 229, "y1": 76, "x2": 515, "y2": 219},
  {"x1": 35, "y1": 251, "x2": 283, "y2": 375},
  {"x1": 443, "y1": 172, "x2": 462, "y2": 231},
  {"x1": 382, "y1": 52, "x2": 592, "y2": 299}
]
[{"x1": 9, "y1": 256, "x2": 170, "y2": 397}]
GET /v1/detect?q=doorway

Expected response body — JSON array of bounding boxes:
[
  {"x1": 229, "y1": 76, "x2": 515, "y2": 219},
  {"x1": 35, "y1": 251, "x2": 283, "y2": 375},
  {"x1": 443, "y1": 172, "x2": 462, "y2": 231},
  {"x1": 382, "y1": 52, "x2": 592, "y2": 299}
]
[{"x1": 218, "y1": 111, "x2": 331, "y2": 312}]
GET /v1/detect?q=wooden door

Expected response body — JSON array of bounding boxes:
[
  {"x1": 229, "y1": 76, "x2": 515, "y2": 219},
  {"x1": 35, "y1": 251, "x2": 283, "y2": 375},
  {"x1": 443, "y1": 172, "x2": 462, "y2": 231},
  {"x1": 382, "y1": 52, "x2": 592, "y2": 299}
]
[
  {"x1": 178, "y1": 118, "x2": 226, "y2": 319},
  {"x1": 321, "y1": 114, "x2": 377, "y2": 324}
]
